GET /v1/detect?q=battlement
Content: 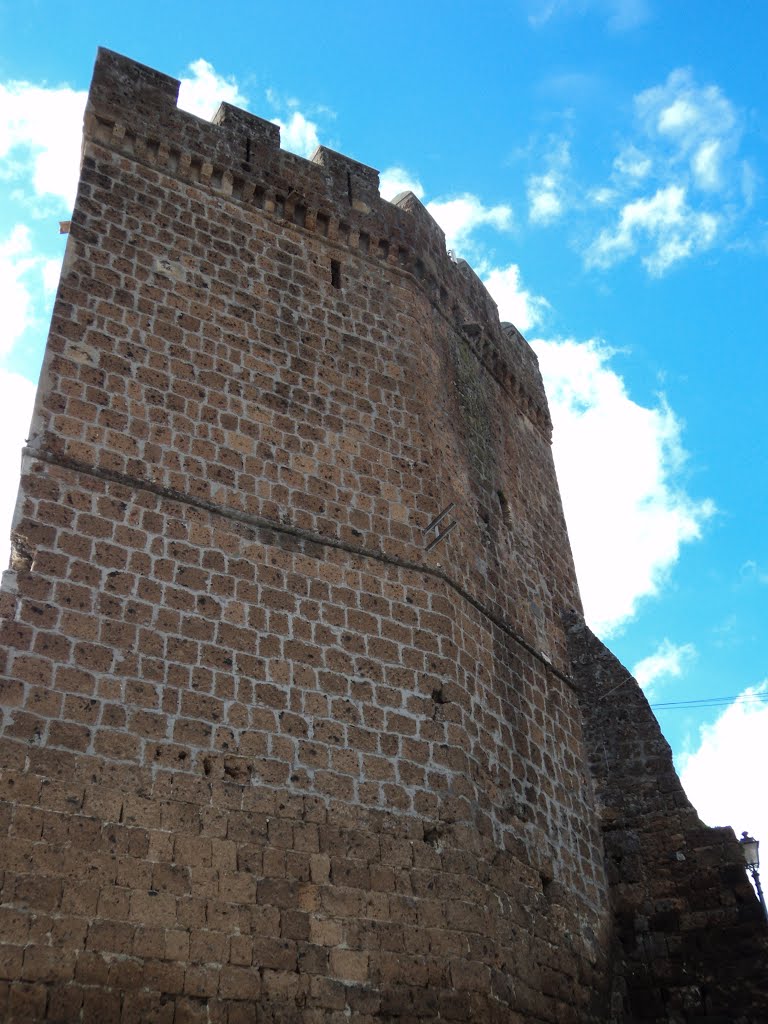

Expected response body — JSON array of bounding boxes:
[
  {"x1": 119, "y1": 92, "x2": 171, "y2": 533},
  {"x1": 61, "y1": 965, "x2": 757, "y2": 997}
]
[{"x1": 84, "y1": 48, "x2": 551, "y2": 437}]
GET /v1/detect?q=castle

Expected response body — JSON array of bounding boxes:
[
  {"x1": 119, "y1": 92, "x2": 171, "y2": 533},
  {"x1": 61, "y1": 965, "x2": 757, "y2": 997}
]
[{"x1": 0, "y1": 48, "x2": 766, "y2": 1022}]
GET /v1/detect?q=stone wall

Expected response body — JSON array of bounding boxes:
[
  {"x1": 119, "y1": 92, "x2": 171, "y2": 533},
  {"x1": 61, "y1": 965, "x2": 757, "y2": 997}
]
[
  {"x1": 0, "y1": 47, "x2": 765, "y2": 1023},
  {"x1": 568, "y1": 615, "x2": 768, "y2": 1022},
  {"x1": 0, "y1": 49, "x2": 611, "y2": 1021}
]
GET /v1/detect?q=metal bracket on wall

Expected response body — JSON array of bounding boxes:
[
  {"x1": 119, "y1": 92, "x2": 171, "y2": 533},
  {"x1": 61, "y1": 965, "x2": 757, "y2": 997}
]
[{"x1": 424, "y1": 503, "x2": 458, "y2": 553}]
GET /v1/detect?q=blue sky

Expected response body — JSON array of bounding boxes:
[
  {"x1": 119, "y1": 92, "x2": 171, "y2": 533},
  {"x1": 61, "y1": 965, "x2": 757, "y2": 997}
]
[{"x1": 1, "y1": 0, "x2": 766, "y2": 845}]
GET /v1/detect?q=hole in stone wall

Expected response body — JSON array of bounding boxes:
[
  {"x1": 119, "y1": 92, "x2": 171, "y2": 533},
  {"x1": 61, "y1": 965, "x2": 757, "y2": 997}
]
[
  {"x1": 316, "y1": 213, "x2": 329, "y2": 237},
  {"x1": 331, "y1": 260, "x2": 341, "y2": 289},
  {"x1": 359, "y1": 232, "x2": 370, "y2": 254},
  {"x1": 293, "y1": 204, "x2": 307, "y2": 228},
  {"x1": 378, "y1": 239, "x2": 390, "y2": 260},
  {"x1": 275, "y1": 194, "x2": 285, "y2": 218},
  {"x1": 338, "y1": 221, "x2": 350, "y2": 244},
  {"x1": 497, "y1": 490, "x2": 513, "y2": 530}
]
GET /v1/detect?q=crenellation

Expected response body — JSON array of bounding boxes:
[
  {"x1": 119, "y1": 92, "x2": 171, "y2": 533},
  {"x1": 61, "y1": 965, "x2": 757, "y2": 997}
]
[{"x1": 81, "y1": 50, "x2": 548, "y2": 445}]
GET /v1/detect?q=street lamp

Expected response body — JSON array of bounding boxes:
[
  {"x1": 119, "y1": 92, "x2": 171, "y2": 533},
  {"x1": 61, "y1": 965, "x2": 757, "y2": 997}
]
[{"x1": 740, "y1": 832, "x2": 768, "y2": 922}]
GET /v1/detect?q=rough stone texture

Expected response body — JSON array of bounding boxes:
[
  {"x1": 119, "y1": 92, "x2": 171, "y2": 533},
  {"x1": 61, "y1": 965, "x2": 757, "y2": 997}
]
[
  {"x1": 568, "y1": 615, "x2": 768, "y2": 1022},
  {"x1": 0, "y1": 48, "x2": 765, "y2": 1022}
]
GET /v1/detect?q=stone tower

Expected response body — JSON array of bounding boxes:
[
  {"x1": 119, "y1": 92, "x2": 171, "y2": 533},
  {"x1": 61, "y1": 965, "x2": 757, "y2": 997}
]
[{"x1": 0, "y1": 49, "x2": 766, "y2": 1022}]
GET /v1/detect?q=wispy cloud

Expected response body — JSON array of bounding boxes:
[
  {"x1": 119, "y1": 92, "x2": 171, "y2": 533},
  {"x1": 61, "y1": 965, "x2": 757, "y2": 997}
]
[
  {"x1": 739, "y1": 560, "x2": 768, "y2": 585},
  {"x1": 527, "y1": 0, "x2": 651, "y2": 32},
  {"x1": 527, "y1": 138, "x2": 571, "y2": 224},
  {"x1": 0, "y1": 225, "x2": 43, "y2": 356},
  {"x1": 634, "y1": 68, "x2": 740, "y2": 193},
  {"x1": 632, "y1": 638, "x2": 696, "y2": 695},
  {"x1": 581, "y1": 68, "x2": 745, "y2": 273},
  {"x1": 532, "y1": 337, "x2": 715, "y2": 635},
  {"x1": 586, "y1": 184, "x2": 719, "y2": 275}
]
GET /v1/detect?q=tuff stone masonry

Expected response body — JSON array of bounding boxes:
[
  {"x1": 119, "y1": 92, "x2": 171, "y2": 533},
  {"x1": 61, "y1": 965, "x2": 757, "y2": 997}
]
[{"x1": 0, "y1": 49, "x2": 766, "y2": 1023}]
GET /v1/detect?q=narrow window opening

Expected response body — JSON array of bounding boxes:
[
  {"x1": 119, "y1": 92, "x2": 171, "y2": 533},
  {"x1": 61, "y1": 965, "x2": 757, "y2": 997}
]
[
  {"x1": 497, "y1": 490, "x2": 513, "y2": 529},
  {"x1": 330, "y1": 259, "x2": 341, "y2": 289},
  {"x1": 244, "y1": 137, "x2": 251, "y2": 166},
  {"x1": 378, "y1": 239, "x2": 390, "y2": 260},
  {"x1": 347, "y1": 170, "x2": 353, "y2": 204},
  {"x1": 316, "y1": 212, "x2": 329, "y2": 237}
]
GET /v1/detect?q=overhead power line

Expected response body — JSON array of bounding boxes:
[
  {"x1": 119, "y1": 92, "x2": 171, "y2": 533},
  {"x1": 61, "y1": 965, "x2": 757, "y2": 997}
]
[{"x1": 650, "y1": 692, "x2": 768, "y2": 711}]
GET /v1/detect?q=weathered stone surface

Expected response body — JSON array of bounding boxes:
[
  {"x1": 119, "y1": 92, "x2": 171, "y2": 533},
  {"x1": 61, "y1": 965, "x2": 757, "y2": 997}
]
[
  {"x1": 0, "y1": 47, "x2": 765, "y2": 1021},
  {"x1": 568, "y1": 614, "x2": 768, "y2": 1021}
]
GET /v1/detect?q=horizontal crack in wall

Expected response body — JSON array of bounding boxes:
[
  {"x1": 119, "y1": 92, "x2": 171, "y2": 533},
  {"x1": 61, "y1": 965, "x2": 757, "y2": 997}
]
[{"x1": 23, "y1": 445, "x2": 576, "y2": 692}]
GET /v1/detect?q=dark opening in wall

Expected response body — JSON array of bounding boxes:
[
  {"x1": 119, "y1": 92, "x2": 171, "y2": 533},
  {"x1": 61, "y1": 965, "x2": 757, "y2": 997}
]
[
  {"x1": 293, "y1": 204, "x2": 307, "y2": 228},
  {"x1": 331, "y1": 260, "x2": 341, "y2": 289},
  {"x1": 497, "y1": 490, "x2": 513, "y2": 529}
]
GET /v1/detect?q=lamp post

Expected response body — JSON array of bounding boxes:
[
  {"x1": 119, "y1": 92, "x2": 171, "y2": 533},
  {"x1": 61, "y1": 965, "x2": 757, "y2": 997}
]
[{"x1": 740, "y1": 831, "x2": 768, "y2": 922}]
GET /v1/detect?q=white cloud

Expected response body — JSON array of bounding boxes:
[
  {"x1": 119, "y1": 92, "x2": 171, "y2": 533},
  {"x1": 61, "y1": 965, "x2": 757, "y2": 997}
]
[
  {"x1": 177, "y1": 58, "x2": 247, "y2": 120},
  {"x1": 634, "y1": 68, "x2": 740, "y2": 193},
  {"x1": 586, "y1": 184, "x2": 719, "y2": 274},
  {"x1": 691, "y1": 139, "x2": 722, "y2": 191},
  {"x1": 588, "y1": 186, "x2": 618, "y2": 205},
  {"x1": 0, "y1": 79, "x2": 86, "y2": 208},
  {"x1": 527, "y1": 139, "x2": 570, "y2": 224},
  {"x1": 632, "y1": 638, "x2": 696, "y2": 695},
  {"x1": 679, "y1": 682, "x2": 768, "y2": 846},
  {"x1": 0, "y1": 368, "x2": 37, "y2": 570},
  {"x1": 583, "y1": 69, "x2": 744, "y2": 274},
  {"x1": 273, "y1": 111, "x2": 321, "y2": 158},
  {"x1": 528, "y1": 0, "x2": 650, "y2": 30},
  {"x1": 483, "y1": 263, "x2": 549, "y2": 334},
  {"x1": 379, "y1": 166, "x2": 425, "y2": 202},
  {"x1": 0, "y1": 225, "x2": 41, "y2": 357},
  {"x1": 41, "y1": 256, "x2": 63, "y2": 297},
  {"x1": 528, "y1": 176, "x2": 563, "y2": 223},
  {"x1": 426, "y1": 194, "x2": 513, "y2": 255},
  {"x1": 532, "y1": 337, "x2": 715, "y2": 635},
  {"x1": 613, "y1": 144, "x2": 653, "y2": 180}
]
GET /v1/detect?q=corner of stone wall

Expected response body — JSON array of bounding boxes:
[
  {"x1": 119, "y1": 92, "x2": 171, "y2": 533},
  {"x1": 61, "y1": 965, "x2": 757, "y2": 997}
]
[{"x1": 566, "y1": 612, "x2": 768, "y2": 1022}]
